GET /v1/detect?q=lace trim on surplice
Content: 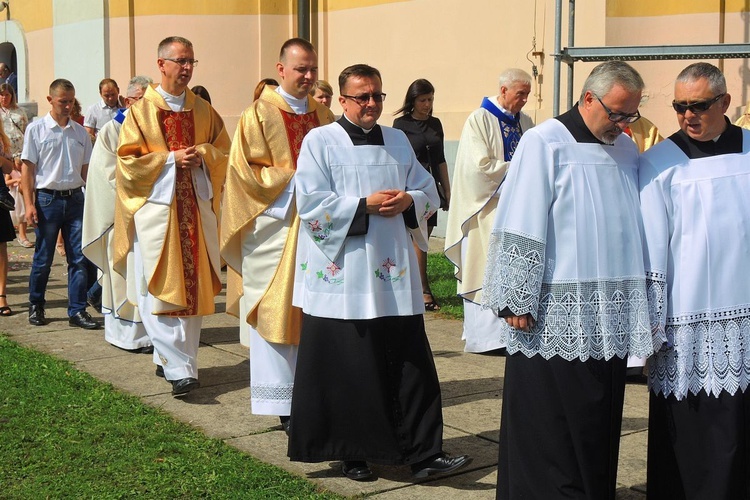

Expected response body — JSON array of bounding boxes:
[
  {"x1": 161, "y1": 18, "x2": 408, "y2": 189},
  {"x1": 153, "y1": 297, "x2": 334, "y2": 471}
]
[
  {"x1": 483, "y1": 230, "x2": 545, "y2": 317},
  {"x1": 251, "y1": 382, "x2": 294, "y2": 403},
  {"x1": 483, "y1": 230, "x2": 652, "y2": 361},
  {"x1": 649, "y1": 304, "x2": 750, "y2": 400},
  {"x1": 646, "y1": 271, "x2": 668, "y2": 351}
]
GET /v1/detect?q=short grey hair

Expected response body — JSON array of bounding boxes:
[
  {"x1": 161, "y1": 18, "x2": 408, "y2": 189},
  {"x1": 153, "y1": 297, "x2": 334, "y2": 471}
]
[
  {"x1": 126, "y1": 75, "x2": 153, "y2": 97},
  {"x1": 578, "y1": 60, "x2": 644, "y2": 104},
  {"x1": 158, "y1": 36, "x2": 192, "y2": 58},
  {"x1": 499, "y1": 68, "x2": 532, "y2": 89},
  {"x1": 676, "y1": 62, "x2": 726, "y2": 95}
]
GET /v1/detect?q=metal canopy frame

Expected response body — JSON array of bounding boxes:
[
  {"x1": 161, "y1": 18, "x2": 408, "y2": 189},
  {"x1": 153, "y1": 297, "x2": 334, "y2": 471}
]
[{"x1": 552, "y1": 0, "x2": 750, "y2": 115}]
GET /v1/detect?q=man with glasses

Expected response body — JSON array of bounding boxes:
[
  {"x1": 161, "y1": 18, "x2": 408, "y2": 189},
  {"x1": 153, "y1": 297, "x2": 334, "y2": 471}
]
[
  {"x1": 445, "y1": 68, "x2": 534, "y2": 355},
  {"x1": 220, "y1": 38, "x2": 334, "y2": 431},
  {"x1": 482, "y1": 60, "x2": 653, "y2": 499},
  {"x1": 82, "y1": 76, "x2": 153, "y2": 354},
  {"x1": 287, "y1": 63, "x2": 469, "y2": 481},
  {"x1": 114, "y1": 36, "x2": 230, "y2": 397},
  {"x1": 640, "y1": 62, "x2": 749, "y2": 499}
]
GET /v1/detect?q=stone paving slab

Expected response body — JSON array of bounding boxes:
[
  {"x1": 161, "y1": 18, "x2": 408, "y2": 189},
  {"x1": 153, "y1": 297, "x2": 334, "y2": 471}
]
[{"x1": 3, "y1": 237, "x2": 648, "y2": 498}]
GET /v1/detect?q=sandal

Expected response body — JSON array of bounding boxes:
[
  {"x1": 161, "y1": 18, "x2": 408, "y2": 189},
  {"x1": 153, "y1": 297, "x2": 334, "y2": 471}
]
[
  {"x1": 16, "y1": 237, "x2": 33, "y2": 248},
  {"x1": 423, "y1": 292, "x2": 440, "y2": 312},
  {"x1": 0, "y1": 294, "x2": 11, "y2": 316},
  {"x1": 56, "y1": 243, "x2": 66, "y2": 257}
]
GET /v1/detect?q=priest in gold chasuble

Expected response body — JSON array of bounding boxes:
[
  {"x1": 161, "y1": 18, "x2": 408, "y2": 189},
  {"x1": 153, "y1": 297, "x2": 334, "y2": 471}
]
[
  {"x1": 115, "y1": 36, "x2": 229, "y2": 397},
  {"x1": 220, "y1": 38, "x2": 334, "y2": 423}
]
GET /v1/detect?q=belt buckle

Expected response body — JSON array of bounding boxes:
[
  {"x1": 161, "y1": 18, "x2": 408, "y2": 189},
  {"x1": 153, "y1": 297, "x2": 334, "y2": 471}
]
[{"x1": 60, "y1": 189, "x2": 73, "y2": 197}]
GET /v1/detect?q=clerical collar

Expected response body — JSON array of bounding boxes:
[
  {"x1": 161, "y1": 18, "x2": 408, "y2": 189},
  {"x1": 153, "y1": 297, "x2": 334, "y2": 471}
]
[
  {"x1": 669, "y1": 117, "x2": 742, "y2": 159},
  {"x1": 337, "y1": 115, "x2": 384, "y2": 146},
  {"x1": 556, "y1": 104, "x2": 605, "y2": 144},
  {"x1": 156, "y1": 85, "x2": 186, "y2": 111},
  {"x1": 276, "y1": 86, "x2": 308, "y2": 114}
]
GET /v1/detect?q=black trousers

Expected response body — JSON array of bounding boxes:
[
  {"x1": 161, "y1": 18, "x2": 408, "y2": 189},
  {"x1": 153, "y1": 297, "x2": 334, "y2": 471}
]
[
  {"x1": 497, "y1": 353, "x2": 627, "y2": 500},
  {"x1": 647, "y1": 390, "x2": 750, "y2": 500}
]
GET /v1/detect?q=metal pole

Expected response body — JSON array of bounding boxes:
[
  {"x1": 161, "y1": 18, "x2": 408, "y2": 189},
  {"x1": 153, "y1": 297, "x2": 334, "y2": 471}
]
[
  {"x1": 553, "y1": 0, "x2": 562, "y2": 116},
  {"x1": 567, "y1": 0, "x2": 575, "y2": 111},
  {"x1": 297, "y1": 0, "x2": 310, "y2": 41}
]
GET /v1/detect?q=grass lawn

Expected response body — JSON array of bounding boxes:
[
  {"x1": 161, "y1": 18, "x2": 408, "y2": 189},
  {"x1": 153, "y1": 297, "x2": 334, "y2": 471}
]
[
  {"x1": 0, "y1": 336, "x2": 342, "y2": 499},
  {"x1": 427, "y1": 252, "x2": 463, "y2": 320}
]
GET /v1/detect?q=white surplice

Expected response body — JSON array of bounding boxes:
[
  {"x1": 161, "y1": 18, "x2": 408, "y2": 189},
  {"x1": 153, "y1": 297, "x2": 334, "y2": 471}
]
[
  {"x1": 640, "y1": 132, "x2": 750, "y2": 399},
  {"x1": 482, "y1": 118, "x2": 653, "y2": 361},
  {"x1": 82, "y1": 115, "x2": 150, "y2": 351},
  {"x1": 293, "y1": 123, "x2": 439, "y2": 319}
]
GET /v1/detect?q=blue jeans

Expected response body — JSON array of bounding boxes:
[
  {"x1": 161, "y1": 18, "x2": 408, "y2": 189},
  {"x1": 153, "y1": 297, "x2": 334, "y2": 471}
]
[{"x1": 29, "y1": 189, "x2": 88, "y2": 316}]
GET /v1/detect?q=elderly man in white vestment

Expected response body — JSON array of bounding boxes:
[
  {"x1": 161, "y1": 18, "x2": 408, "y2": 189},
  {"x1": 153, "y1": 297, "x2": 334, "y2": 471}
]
[
  {"x1": 482, "y1": 60, "x2": 654, "y2": 499},
  {"x1": 82, "y1": 76, "x2": 153, "y2": 353},
  {"x1": 288, "y1": 63, "x2": 470, "y2": 482},
  {"x1": 640, "y1": 62, "x2": 750, "y2": 500},
  {"x1": 444, "y1": 68, "x2": 534, "y2": 354}
]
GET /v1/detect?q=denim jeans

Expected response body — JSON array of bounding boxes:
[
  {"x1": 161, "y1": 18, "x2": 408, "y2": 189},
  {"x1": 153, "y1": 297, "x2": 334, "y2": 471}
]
[{"x1": 29, "y1": 189, "x2": 88, "y2": 316}]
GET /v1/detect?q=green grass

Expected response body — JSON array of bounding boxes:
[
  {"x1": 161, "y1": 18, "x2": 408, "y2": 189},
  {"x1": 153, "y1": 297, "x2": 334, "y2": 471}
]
[
  {"x1": 0, "y1": 336, "x2": 342, "y2": 500},
  {"x1": 426, "y1": 252, "x2": 463, "y2": 320}
]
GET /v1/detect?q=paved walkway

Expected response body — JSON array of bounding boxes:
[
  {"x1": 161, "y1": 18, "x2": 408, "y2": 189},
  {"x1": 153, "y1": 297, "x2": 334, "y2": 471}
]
[{"x1": 3, "y1": 237, "x2": 648, "y2": 499}]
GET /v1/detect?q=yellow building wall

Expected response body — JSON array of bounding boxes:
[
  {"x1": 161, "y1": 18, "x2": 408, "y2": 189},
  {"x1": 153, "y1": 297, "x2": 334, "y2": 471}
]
[
  {"x1": 2, "y1": 0, "x2": 747, "y2": 139},
  {"x1": 606, "y1": 0, "x2": 750, "y2": 137}
]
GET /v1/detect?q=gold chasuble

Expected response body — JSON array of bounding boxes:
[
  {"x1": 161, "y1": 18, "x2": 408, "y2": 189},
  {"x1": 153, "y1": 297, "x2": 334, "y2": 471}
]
[
  {"x1": 115, "y1": 86, "x2": 230, "y2": 316},
  {"x1": 221, "y1": 86, "x2": 334, "y2": 345}
]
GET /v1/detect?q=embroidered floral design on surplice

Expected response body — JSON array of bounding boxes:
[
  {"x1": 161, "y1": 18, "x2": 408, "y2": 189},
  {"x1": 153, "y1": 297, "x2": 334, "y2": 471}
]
[
  {"x1": 308, "y1": 213, "x2": 333, "y2": 242},
  {"x1": 374, "y1": 257, "x2": 407, "y2": 282},
  {"x1": 301, "y1": 261, "x2": 344, "y2": 285},
  {"x1": 421, "y1": 202, "x2": 435, "y2": 221}
]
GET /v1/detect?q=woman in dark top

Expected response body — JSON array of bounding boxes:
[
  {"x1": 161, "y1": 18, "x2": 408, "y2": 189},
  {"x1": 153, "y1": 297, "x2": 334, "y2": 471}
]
[{"x1": 393, "y1": 79, "x2": 451, "y2": 311}]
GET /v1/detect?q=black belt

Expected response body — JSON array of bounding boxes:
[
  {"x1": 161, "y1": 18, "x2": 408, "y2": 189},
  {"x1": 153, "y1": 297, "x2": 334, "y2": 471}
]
[{"x1": 37, "y1": 187, "x2": 81, "y2": 197}]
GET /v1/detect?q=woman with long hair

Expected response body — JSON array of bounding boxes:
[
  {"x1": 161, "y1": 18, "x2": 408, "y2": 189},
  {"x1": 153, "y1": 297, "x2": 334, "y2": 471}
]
[
  {"x1": 393, "y1": 79, "x2": 451, "y2": 311},
  {"x1": 0, "y1": 83, "x2": 32, "y2": 248}
]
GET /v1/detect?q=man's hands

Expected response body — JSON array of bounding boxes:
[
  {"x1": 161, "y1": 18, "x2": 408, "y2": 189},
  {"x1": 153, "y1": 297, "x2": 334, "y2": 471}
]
[
  {"x1": 365, "y1": 189, "x2": 413, "y2": 217},
  {"x1": 505, "y1": 313, "x2": 535, "y2": 332},
  {"x1": 174, "y1": 146, "x2": 202, "y2": 169}
]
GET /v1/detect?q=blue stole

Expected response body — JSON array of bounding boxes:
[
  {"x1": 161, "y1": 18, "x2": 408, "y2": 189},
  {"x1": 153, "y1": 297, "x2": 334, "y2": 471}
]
[
  {"x1": 113, "y1": 108, "x2": 127, "y2": 124},
  {"x1": 480, "y1": 97, "x2": 522, "y2": 161}
]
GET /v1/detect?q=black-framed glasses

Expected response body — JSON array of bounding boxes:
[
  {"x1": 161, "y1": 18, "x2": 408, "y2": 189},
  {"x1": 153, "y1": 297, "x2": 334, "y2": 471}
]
[
  {"x1": 671, "y1": 93, "x2": 725, "y2": 114},
  {"x1": 342, "y1": 93, "x2": 386, "y2": 106},
  {"x1": 595, "y1": 95, "x2": 641, "y2": 123},
  {"x1": 163, "y1": 58, "x2": 199, "y2": 67}
]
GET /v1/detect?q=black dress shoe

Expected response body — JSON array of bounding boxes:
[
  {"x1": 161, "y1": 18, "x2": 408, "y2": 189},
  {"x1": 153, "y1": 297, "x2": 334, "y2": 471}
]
[
  {"x1": 280, "y1": 416, "x2": 291, "y2": 436},
  {"x1": 138, "y1": 345, "x2": 155, "y2": 354},
  {"x1": 411, "y1": 453, "x2": 471, "y2": 478},
  {"x1": 155, "y1": 365, "x2": 165, "y2": 378},
  {"x1": 69, "y1": 311, "x2": 101, "y2": 330},
  {"x1": 171, "y1": 377, "x2": 200, "y2": 397},
  {"x1": 28, "y1": 304, "x2": 47, "y2": 326},
  {"x1": 341, "y1": 461, "x2": 373, "y2": 481}
]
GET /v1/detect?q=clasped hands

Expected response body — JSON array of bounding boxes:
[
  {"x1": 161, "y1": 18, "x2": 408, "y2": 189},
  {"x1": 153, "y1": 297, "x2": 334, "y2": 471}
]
[
  {"x1": 365, "y1": 189, "x2": 413, "y2": 217},
  {"x1": 174, "y1": 146, "x2": 202, "y2": 169}
]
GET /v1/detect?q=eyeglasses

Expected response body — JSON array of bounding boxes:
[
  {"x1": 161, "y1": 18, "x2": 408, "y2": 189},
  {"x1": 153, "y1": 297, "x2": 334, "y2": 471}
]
[
  {"x1": 342, "y1": 93, "x2": 387, "y2": 106},
  {"x1": 595, "y1": 95, "x2": 641, "y2": 124},
  {"x1": 163, "y1": 58, "x2": 199, "y2": 67},
  {"x1": 671, "y1": 93, "x2": 725, "y2": 114}
]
